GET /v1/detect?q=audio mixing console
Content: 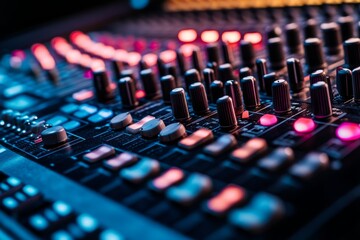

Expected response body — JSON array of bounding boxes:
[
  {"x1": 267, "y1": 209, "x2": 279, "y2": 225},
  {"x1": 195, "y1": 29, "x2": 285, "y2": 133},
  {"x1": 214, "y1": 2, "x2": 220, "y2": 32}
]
[{"x1": 2, "y1": 2, "x2": 360, "y2": 239}]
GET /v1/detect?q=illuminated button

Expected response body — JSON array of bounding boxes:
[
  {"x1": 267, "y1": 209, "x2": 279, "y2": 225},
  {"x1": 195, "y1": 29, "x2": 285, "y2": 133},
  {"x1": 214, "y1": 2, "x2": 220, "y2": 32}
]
[
  {"x1": 178, "y1": 29, "x2": 197, "y2": 42},
  {"x1": 110, "y1": 112, "x2": 133, "y2": 130},
  {"x1": 2, "y1": 197, "x2": 18, "y2": 210},
  {"x1": 244, "y1": 32, "x2": 263, "y2": 45},
  {"x1": 60, "y1": 103, "x2": 79, "y2": 114},
  {"x1": 231, "y1": 138, "x2": 268, "y2": 163},
  {"x1": 201, "y1": 30, "x2": 220, "y2": 43},
  {"x1": 140, "y1": 119, "x2": 166, "y2": 138},
  {"x1": 203, "y1": 134, "x2": 237, "y2": 157},
  {"x1": 100, "y1": 229, "x2": 124, "y2": 240},
  {"x1": 83, "y1": 145, "x2": 115, "y2": 163},
  {"x1": 259, "y1": 114, "x2": 278, "y2": 126},
  {"x1": 7, "y1": 177, "x2": 21, "y2": 187},
  {"x1": 126, "y1": 115, "x2": 155, "y2": 134},
  {"x1": 293, "y1": 117, "x2": 316, "y2": 133},
  {"x1": 120, "y1": 158, "x2": 160, "y2": 184},
  {"x1": 52, "y1": 231, "x2": 73, "y2": 240},
  {"x1": 229, "y1": 193, "x2": 285, "y2": 233},
  {"x1": 23, "y1": 185, "x2": 39, "y2": 197},
  {"x1": 289, "y1": 152, "x2": 329, "y2": 180},
  {"x1": 72, "y1": 89, "x2": 94, "y2": 102},
  {"x1": 205, "y1": 185, "x2": 246, "y2": 216},
  {"x1": 178, "y1": 128, "x2": 213, "y2": 150},
  {"x1": 63, "y1": 120, "x2": 80, "y2": 131},
  {"x1": 336, "y1": 122, "x2": 360, "y2": 141},
  {"x1": 149, "y1": 167, "x2": 185, "y2": 192},
  {"x1": 77, "y1": 214, "x2": 99, "y2": 233},
  {"x1": 166, "y1": 173, "x2": 212, "y2": 206},
  {"x1": 222, "y1": 31, "x2": 241, "y2": 43},
  {"x1": 103, "y1": 153, "x2": 138, "y2": 171},
  {"x1": 29, "y1": 214, "x2": 49, "y2": 231},
  {"x1": 53, "y1": 201, "x2": 72, "y2": 217},
  {"x1": 258, "y1": 147, "x2": 294, "y2": 172},
  {"x1": 159, "y1": 123, "x2": 187, "y2": 143},
  {"x1": 88, "y1": 109, "x2": 113, "y2": 123}
]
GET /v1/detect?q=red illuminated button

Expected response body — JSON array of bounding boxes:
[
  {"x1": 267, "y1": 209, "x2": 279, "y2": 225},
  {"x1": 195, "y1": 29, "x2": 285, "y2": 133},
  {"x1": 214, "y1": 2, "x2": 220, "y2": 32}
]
[
  {"x1": 336, "y1": 122, "x2": 360, "y2": 141},
  {"x1": 103, "y1": 153, "x2": 138, "y2": 171},
  {"x1": 231, "y1": 138, "x2": 268, "y2": 163},
  {"x1": 244, "y1": 32, "x2": 263, "y2": 45},
  {"x1": 178, "y1": 29, "x2": 197, "y2": 42},
  {"x1": 83, "y1": 145, "x2": 115, "y2": 163},
  {"x1": 72, "y1": 90, "x2": 94, "y2": 102},
  {"x1": 126, "y1": 116, "x2": 155, "y2": 134},
  {"x1": 205, "y1": 185, "x2": 246, "y2": 216},
  {"x1": 201, "y1": 30, "x2": 219, "y2": 43},
  {"x1": 222, "y1": 31, "x2": 241, "y2": 43},
  {"x1": 293, "y1": 117, "x2": 316, "y2": 133},
  {"x1": 259, "y1": 114, "x2": 278, "y2": 126},
  {"x1": 178, "y1": 128, "x2": 214, "y2": 150},
  {"x1": 149, "y1": 168, "x2": 185, "y2": 192}
]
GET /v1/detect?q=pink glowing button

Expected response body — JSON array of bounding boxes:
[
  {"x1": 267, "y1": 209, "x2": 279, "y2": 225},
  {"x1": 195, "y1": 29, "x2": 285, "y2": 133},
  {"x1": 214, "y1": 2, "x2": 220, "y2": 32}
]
[
  {"x1": 243, "y1": 32, "x2": 262, "y2": 44},
  {"x1": 259, "y1": 114, "x2": 278, "y2": 126},
  {"x1": 201, "y1": 30, "x2": 219, "y2": 43},
  {"x1": 336, "y1": 122, "x2": 360, "y2": 141},
  {"x1": 178, "y1": 29, "x2": 197, "y2": 42},
  {"x1": 151, "y1": 168, "x2": 184, "y2": 192},
  {"x1": 294, "y1": 118, "x2": 316, "y2": 133},
  {"x1": 221, "y1": 31, "x2": 241, "y2": 43}
]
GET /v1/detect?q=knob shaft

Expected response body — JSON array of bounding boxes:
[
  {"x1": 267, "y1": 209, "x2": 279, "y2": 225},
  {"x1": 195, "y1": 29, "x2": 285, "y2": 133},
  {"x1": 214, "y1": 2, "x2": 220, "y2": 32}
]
[
  {"x1": 336, "y1": 68, "x2": 353, "y2": 100},
  {"x1": 264, "y1": 72, "x2": 278, "y2": 96},
  {"x1": 189, "y1": 82, "x2": 209, "y2": 115},
  {"x1": 240, "y1": 76, "x2": 260, "y2": 109},
  {"x1": 240, "y1": 40, "x2": 256, "y2": 69},
  {"x1": 203, "y1": 68, "x2": 215, "y2": 95},
  {"x1": 170, "y1": 88, "x2": 190, "y2": 122},
  {"x1": 352, "y1": 67, "x2": 360, "y2": 102},
  {"x1": 256, "y1": 58, "x2": 268, "y2": 92},
  {"x1": 338, "y1": 16, "x2": 355, "y2": 41},
  {"x1": 310, "y1": 81, "x2": 333, "y2": 119},
  {"x1": 285, "y1": 23, "x2": 303, "y2": 55},
  {"x1": 304, "y1": 38, "x2": 327, "y2": 74},
  {"x1": 210, "y1": 80, "x2": 224, "y2": 103},
  {"x1": 219, "y1": 63, "x2": 235, "y2": 83},
  {"x1": 344, "y1": 38, "x2": 360, "y2": 70},
  {"x1": 272, "y1": 80, "x2": 292, "y2": 114},
  {"x1": 267, "y1": 37, "x2": 286, "y2": 70},
  {"x1": 41, "y1": 126, "x2": 68, "y2": 147},
  {"x1": 225, "y1": 80, "x2": 244, "y2": 115},
  {"x1": 222, "y1": 42, "x2": 234, "y2": 65},
  {"x1": 118, "y1": 77, "x2": 138, "y2": 108},
  {"x1": 160, "y1": 75, "x2": 176, "y2": 104},
  {"x1": 287, "y1": 58, "x2": 305, "y2": 93},
  {"x1": 140, "y1": 69, "x2": 159, "y2": 99},
  {"x1": 217, "y1": 96, "x2": 238, "y2": 130},
  {"x1": 184, "y1": 69, "x2": 201, "y2": 92},
  {"x1": 206, "y1": 43, "x2": 220, "y2": 64},
  {"x1": 93, "y1": 70, "x2": 116, "y2": 102},
  {"x1": 304, "y1": 19, "x2": 318, "y2": 39},
  {"x1": 321, "y1": 22, "x2": 343, "y2": 56}
]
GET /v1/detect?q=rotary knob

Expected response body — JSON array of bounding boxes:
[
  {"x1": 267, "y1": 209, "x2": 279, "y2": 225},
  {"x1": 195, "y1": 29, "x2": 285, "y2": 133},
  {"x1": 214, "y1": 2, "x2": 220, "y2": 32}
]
[{"x1": 41, "y1": 126, "x2": 68, "y2": 147}]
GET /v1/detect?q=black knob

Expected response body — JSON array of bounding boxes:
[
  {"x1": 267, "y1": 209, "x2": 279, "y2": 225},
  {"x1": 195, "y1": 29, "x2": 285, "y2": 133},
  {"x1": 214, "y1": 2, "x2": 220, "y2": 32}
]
[
  {"x1": 206, "y1": 61, "x2": 219, "y2": 79},
  {"x1": 272, "y1": 79, "x2": 291, "y2": 114},
  {"x1": 219, "y1": 63, "x2": 235, "y2": 84},
  {"x1": 139, "y1": 59, "x2": 149, "y2": 71},
  {"x1": 206, "y1": 43, "x2": 220, "y2": 64},
  {"x1": 266, "y1": 25, "x2": 282, "y2": 39},
  {"x1": 336, "y1": 68, "x2": 353, "y2": 100},
  {"x1": 287, "y1": 58, "x2": 305, "y2": 93},
  {"x1": 111, "y1": 60, "x2": 123, "y2": 80},
  {"x1": 140, "y1": 69, "x2": 159, "y2": 99},
  {"x1": 304, "y1": 38, "x2": 327, "y2": 74},
  {"x1": 157, "y1": 58, "x2": 166, "y2": 78},
  {"x1": 338, "y1": 16, "x2": 355, "y2": 41},
  {"x1": 165, "y1": 64, "x2": 179, "y2": 87},
  {"x1": 160, "y1": 75, "x2": 176, "y2": 104},
  {"x1": 239, "y1": 67, "x2": 252, "y2": 80},
  {"x1": 41, "y1": 126, "x2": 68, "y2": 147},
  {"x1": 344, "y1": 38, "x2": 360, "y2": 70},
  {"x1": 189, "y1": 82, "x2": 209, "y2": 115},
  {"x1": 267, "y1": 37, "x2": 286, "y2": 71},
  {"x1": 170, "y1": 88, "x2": 190, "y2": 122},
  {"x1": 225, "y1": 80, "x2": 244, "y2": 115},
  {"x1": 184, "y1": 69, "x2": 201, "y2": 92},
  {"x1": 203, "y1": 68, "x2": 215, "y2": 95},
  {"x1": 217, "y1": 96, "x2": 238, "y2": 130},
  {"x1": 264, "y1": 72, "x2": 278, "y2": 96},
  {"x1": 210, "y1": 80, "x2": 224, "y2": 103},
  {"x1": 285, "y1": 23, "x2": 303, "y2": 55},
  {"x1": 118, "y1": 77, "x2": 138, "y2": 108},
  {"x1": 176, "y1": 50, "x2": 186, "y2": 76},
  {"x1": 240, "y1": 76, "x2": 260, "y2": 109},
  {"x1": 120, "y1": 69, "x2": 137, "y2": 85},
  {"x1": 192, "y1": 47, "x2": 203, "y2": 73},
  {"x1": 240, "y1": 40, "x2": 256, "y2": 69},
  {"x1": 310, "y1": 81, "x2": 333, "y2": 119},
  {"x1": 256, "y1": 58, "x2": 268, "y2": 92},
  {"x1": 310, "y1": 69, "x2": 333, "y2": 99},
  {"x1": 93, "y1": 70, "x2": 116, "y2": 102},
  {"x1": 222, "y1": 42, "x2": 234, "y2": 65},
  {"x1": 320, "y1": 22, "x2": 343, "y2": 56},
  {"x1": 352, "y1": 67, "x2": 360, "y2": 102},
  {"x1": 304, "y1": 19, "x2": 318, "y2": 39}
]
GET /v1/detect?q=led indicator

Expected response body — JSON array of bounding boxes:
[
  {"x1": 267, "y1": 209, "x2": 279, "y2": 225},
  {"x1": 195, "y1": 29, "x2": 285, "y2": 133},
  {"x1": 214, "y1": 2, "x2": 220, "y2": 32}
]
[
  {"x1": 201, "y1": 30, "x2": 220, "y2": 43},
  {"x1": 259, "y1": 114, "x2": 278, "y2": 126},
  {"x1": 178, "y1": 29, "x2": 197, "y2": 42},
  {"x1": 336, "y1": 122, "x2": 360, "y2": 141},
  {"x1": 221, "y1": 31, "x2": 241, "y2": 43},
  {"x1": 243, "y1": 32, "x2": 263, "y2": 44},
  {"x1": 293, "y1": 118, "x2": 316, "y2": 133}
]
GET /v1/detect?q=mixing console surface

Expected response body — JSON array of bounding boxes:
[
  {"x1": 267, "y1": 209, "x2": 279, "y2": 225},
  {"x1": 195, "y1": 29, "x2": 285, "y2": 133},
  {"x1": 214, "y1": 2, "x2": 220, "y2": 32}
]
[{"x1": 2, "y1": 3, "x2": 360, "y2": 239}]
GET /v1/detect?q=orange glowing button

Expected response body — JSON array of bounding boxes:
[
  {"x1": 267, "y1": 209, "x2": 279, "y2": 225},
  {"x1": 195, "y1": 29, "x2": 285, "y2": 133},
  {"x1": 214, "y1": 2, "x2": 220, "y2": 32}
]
[
  {"x1": 201, "y1": 30, "x2": 220, "y2": 43},
  {"x1": 126, "y1": 115, "x2": 155, "y2": 134},
  {"x1": 65, "y1": 50, "x2": 82, "y2": 64},
  {"x1": 222, "y1": 31, "x2": 241, "y2": 43},
  {"x1": 178, "y1": 128, "x2": 214, "y2": 150},
  {"x1": 159, "y1": 50, "x2": 177, "y2": 63},
  {"x1": 72, "y1": 89, "x2": 94, "y2": 102},
  {"x1": 231, "y1": 138, "x2": 268, "y2": 163},
  {"x1": 83, "y1": 145, "x2": 115, "y2": 163},
  {"x1": 150, "y1": 168, "x2": 185, "y2": 192},
  {"x1": 143, "y1": 53, "x2": 158, "y2": 67},
  {"x1": 206, "y1": 185, "x2": 246, "y2": 215},
  {"x1": 244, "y1": 32, "x2": 263, "y2": 45},
  {"x1": 100, "y1": 46, "x2": 115, "y2": 59},
  {"x1": 90, "y1": 58, "x2": 106, "y2": 72},
  {"x1": 79, "y1": 54, "x2": 93, "y2": 68},
  {"x1": 178, "y1": 29, "x2": 197, "y2": 42},
  {"x1": 127, "y1": 52, "x2": 142, "y2": 66},
  {"x1": 114, "y1": 49, "x2": 128, "y2": 62},
  {"x1": 31, "y1": 44, "x2": 56, "y2": 70}
]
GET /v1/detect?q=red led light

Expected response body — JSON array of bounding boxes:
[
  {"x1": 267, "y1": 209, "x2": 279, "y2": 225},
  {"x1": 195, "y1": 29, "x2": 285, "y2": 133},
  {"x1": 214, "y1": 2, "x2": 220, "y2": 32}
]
[
  {"x1": 114, "y1": 49, "x2": 128, "y2": 62},
  {"x1": 127, "y1": 52, "x2": 142, "y2": 66},
  {"x1": 201, "y1": 30, "x2": 219, "y2": 43},
  {"x1": 179, "y1": 44, "x2": 196, "y2": 57},
  {"x1": 65, "y1": 50, "x2": 82, "y2": 64},
  {"x1": 135, "y1": 90, "x2": 146, "y2": 99},
  {"x1": 143, "y1": 53, "x2": 158, "y2": 67},
  {"x1": 336, "y1": 122, "x2": 360, "y2": 141},
  {"x1": 221, "y1": 31, "x2": 241, "y2": 43},
  {"x1": 243, "y1": 32, "x2": 262, "y2": 44},
  {"x1": 178, "y1": 29, "x2": 197, "y2": 42},
  {"x1": 72, "y1": 89, "x2": 94, "y2": 102},
  {"x1": 90, "y1": 59, "x2": 105, "y2": 72},
  {"x1": 259, "y1": 114, "x2": 278, "y2": 126},
  {"x1": 159, "y1": 50, "x2": 177, "y2": 63},
  {"x1": 293, "y1": 118, "x2": 316, "y2": 133}
]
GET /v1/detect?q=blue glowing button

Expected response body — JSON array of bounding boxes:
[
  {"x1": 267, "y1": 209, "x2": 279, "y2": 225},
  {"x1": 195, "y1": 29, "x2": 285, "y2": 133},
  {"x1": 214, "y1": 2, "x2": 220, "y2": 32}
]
[
  {"x1": 60, "y1": 103, "x2": 79, "y2": 114},
  {"x1": 47, "y1": 115, "x2": 68, "y2": 126},
  {"x1": 229, "y1": 193, "x2": 285, "y2": 233},
  {"x1": 2, "y1": 197, "x2": 18, "y2": 209},
  {"x1": 166, "y1": 173, "x2": 212, "y2": 206},
  {"x1": 53, "y1": 201, "x2": 73, "y2": 217},
  {"x1": 23, "y1": 185, "x2": 39, "y2": 197},
  {"x1": 74, "y1": 104, "x2": 98, "y2": 118},
  {"x1": 4, "y1": 95, "x2": 38, "y2": 111},
  {"x1": 83, "y1": 145, "x2": 115, "y2": 163},
  {"x1": 203, "y1": 134, "x2": 237, "y2": 157},
  {"x1": 29, "y1": 214, "x2": 49, "y2": 231},
  {"x1": 52, "y1": 230, "x2": 73, "y2": 240},
  {"x1": 77, "y1": 214, "x2": 99, "y2": 233},
  {"x1": 63, "y1": 120, "x2": 81, "y2": 131},
  {"x1": 120, "y1": 158, "x2": 160, "y2": 184},
  {"x1": 100, "y1": 229, "x2": 124, "y2": 240},
  {"x1": 88, "y1": 109, "x2": 113, "y2": 123},
  {"x1": 7, "y1": 177, "x2": 21, "y2": 187}
]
